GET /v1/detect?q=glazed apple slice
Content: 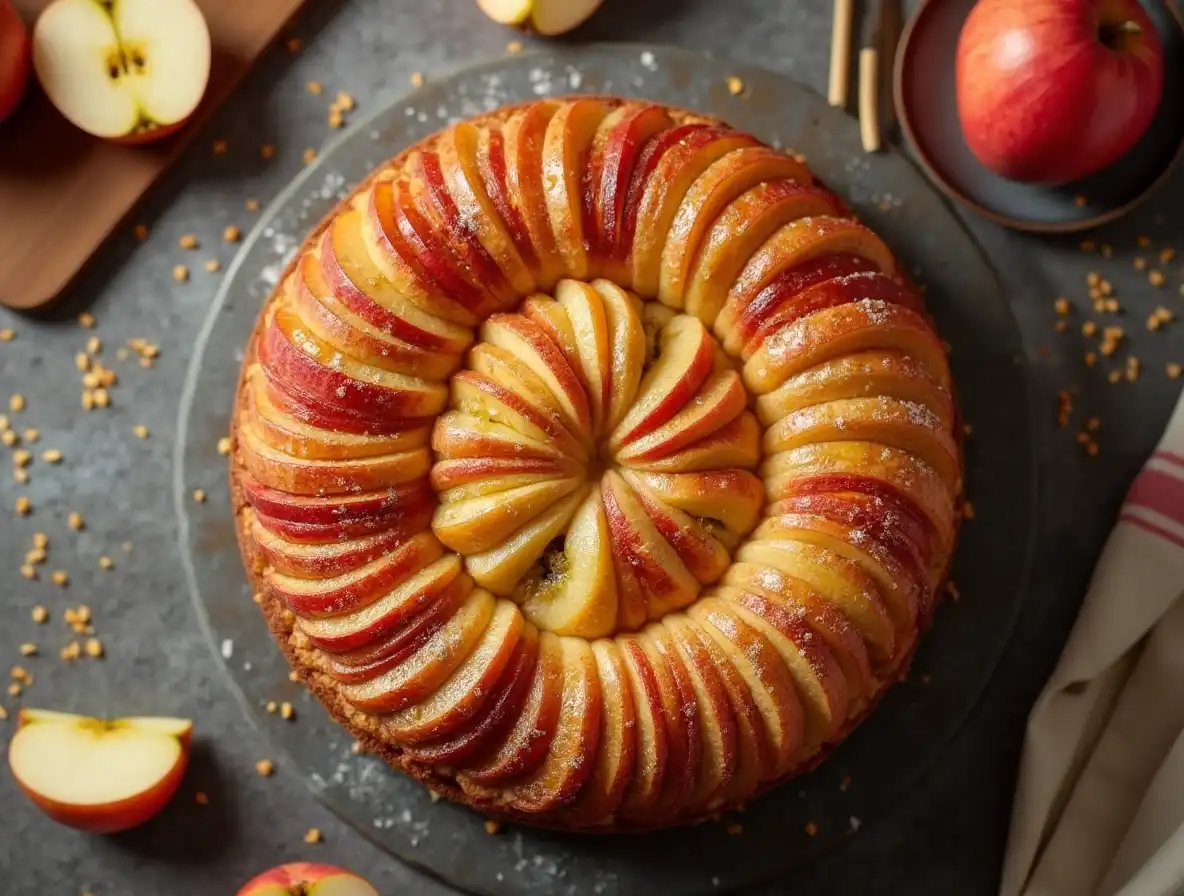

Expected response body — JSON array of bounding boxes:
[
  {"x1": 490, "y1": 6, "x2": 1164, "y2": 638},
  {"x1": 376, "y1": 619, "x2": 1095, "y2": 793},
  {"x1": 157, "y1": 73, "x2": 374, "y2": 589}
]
[
  {"x1": 560, "y1": 638, "x2": 636, "y2": 826},
  {"x1": 264, "y1": 532, "x2": 442, "y2": 618},
  {"x1": 431, "y1": 410, "x2": 565, "y2": 463},
  {"x1": 241, "y1": 473, "x2": 431, "y2": 535},
  {"x1": 459, "y1": 629, "x2": 563, "y2": 785},
  {"x1": 249, "y1": 519, "x2": 418, "y2": 580},
  {"x1": 724, "y1": 561, "x2": 873, "y2": 704},
  {"x1": 762, "y1": 397, "x2": 961, "y2": 492},
  {"x1": 256, "y1": 364, "x2": 420, "y2": 437},
  {"x1": 628, "y1": 126, "x2": 760, "y2": 297},
  {"x1": 468, "y1": 344, "x2": 578, "y2": 442},
  {"x1": 476, "y1": 126, "x2": 543, "y2": 285},
  {"x1": 340, "y1": 587, "x2": 494, "y2": 713},
  {"x1": 616, "y1": 633, "x2": 669, "y2": 818},
  {"x1": 432, "y1": 455, "x2": 583, "y2": 501},
  {"x1": 320, "y1": 209, "x2": 475, "y2": 352},
  {"x1": 251, "y1": 505, "x2": 435, "y2": 547},
  {"x1": 658, "y1": 147, "x2": 812, "y2": 307},
  {"x1": 683, "y1": 180, "x2": 841, "y2": 327},
  {"x1": 615, "y1": 122, "x2": 705, "y2": 262},
  {"x1": 462, "y1": 485, "x2": 588, "y2": 596},
  {"x1": 502, "y1": 101, "x2": 566, "y2": 289},
  {"x1": 518, "y1": 489, "x2": 618, "y2": 638},
  {"x1": 613, "y1": 370, "x2": 746, "y2": 463},
  {"x1": 436, "y1": 122, "x2": 536, "y2": 296},
  {"x1": 737, "y1": 539, "x2": 896, "y2": 664},
  {"x1": 611, "y1": 531, "x2": 649, "y2": 633},
  {"x1": 555, "y1": 280, "x2": 611, "y2": 436},
  {"x1": 608, "y1": 315, "x2": 715, "y2": 451},
  {"x1": 601, "y1": 471, "x2": 701, "y2": 619},
  {"x1": 363, "y1": 179, "x2": 492, "y2": 324},
  {"x1": 451, "y1": 371, "x2": 589, "y2": 462},
  {"x1": 543, "y1": 98, "x2": 612, "y2": 280},
  {"x1": 718, "y1": 586, "x2": 848, "y2": 745},
  {"x1": 666, "y1": 613, "x2": 769, "y2": 804},
  {"x1": 505, "y1": 636, "x2": 602, "y2": 813},
  {"x1": 383, "y1": 597, "x2": 523, "y2": 744},
  {"x1": 433, "y1": 477, "x2": 584, "y2": 554},
  {"x1": 403, "y1": 623, "x2": 540, "y2": 766},
  {"x1": 626, "y1": 476, "x2": 731, "y2": 584},
  {"x1": 238, "y1": 423, "x2": 431, "y2": 496},
  {"x1": 622, "y1": 469, "x2": 764, "y2": 539},
  {"x1": 291, "y1": 253, "x2": 461, "y2": 380},
  {"x1": 755, "y1": 350, "x2": 955, "y2": 429},
  {"x1": 690, "y1": 597, "x2": 805, "y2": 778},
  {"x1": 638, "y1": 624, "x2": 702, "y2": 819},
  {"x1": 260, "y1": 306, "x2": 448, "y2": 420},
  {"x1": 594, "y1": 280, "x2": 647, "y2": 434},
  {"x1": 744, "y1": 301, "x2": 952, "y2": 396},
  {"x1": 622, "y1": 412, "x2": 761, "y2": 473},
  {"x1": 297, "y1": 554, "x2": 466, "y2": 653},
  {"x1": 596, "y1": 104, "x2": 675, "y2": 262},
  {"x1": 481, "y1": 313, "x2": 592, "y2": 439}
]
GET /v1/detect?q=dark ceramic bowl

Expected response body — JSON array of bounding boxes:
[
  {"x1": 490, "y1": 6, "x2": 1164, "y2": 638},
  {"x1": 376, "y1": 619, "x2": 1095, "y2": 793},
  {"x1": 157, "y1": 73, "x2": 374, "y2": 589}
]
[{"x1": 895, "y1": 0, "x2": 1184, "y2": 233}]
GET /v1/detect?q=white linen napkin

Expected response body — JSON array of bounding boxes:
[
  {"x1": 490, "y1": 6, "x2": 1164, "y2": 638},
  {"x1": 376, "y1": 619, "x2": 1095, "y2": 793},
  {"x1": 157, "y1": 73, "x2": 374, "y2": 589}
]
[{"x1": 1001, "y1": 391, "x2": 1184, "y2": 896}]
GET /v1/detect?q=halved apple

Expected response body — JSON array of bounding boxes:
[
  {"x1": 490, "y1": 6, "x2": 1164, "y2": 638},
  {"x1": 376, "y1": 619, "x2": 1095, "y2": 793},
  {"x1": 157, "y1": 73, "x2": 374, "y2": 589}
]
[
  {"x1": 0, "y1": 0, "x2": 30, "y2": 124},
  {"x1": 237, "y1": 862, "x2": 379, "y2": 896},
  {"x1": 33, "y1": 0, "x2": 210, "y2": 143},
  {"x1": 9, "y1": 708, "x2": 191, "y2": 833},
  {"x1": 476, "y1": 0, "x2": 604, "y2": 36}
]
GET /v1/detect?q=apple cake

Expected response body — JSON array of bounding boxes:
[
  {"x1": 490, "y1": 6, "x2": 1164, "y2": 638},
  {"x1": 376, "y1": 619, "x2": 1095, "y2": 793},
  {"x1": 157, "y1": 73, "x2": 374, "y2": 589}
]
[{"x1": 231, "y1": 97, "x2": 962, "y2": 830}]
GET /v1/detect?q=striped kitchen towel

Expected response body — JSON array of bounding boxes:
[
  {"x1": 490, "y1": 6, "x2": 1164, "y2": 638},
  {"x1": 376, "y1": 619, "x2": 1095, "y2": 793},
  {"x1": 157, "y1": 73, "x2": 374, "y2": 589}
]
[{"x1": 1001, "y1": 391, "x2": 1184, "y2": 896}]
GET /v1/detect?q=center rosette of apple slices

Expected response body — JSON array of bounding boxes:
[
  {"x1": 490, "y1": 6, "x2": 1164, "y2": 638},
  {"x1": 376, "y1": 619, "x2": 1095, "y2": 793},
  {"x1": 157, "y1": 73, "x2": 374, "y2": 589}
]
[{"x1": 430, "y1": 280, "x2": 765, "y2": 639}]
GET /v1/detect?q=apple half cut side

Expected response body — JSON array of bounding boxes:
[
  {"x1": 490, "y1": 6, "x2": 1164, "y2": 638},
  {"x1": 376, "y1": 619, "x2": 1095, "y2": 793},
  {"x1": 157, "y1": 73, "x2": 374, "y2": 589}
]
[
  {"x1": 33, "y1": 0, "x2": 210, "y2": 143},
  {"x1": 8, "y1": 708, "x2": 192, "y2": 833},
  {"x1": 476, "y1": 0, "x2": 604, "y2": 36},
  {"x1": 237, "y1": 862, "x2": 380, "y2": 896}
]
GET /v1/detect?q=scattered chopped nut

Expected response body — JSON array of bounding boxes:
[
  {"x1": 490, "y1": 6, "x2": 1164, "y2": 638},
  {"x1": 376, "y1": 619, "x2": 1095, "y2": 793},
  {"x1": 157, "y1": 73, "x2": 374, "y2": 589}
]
[
  {"x1": 13, "y1": 448, "x2": 31, "y2": 467},
  {"x1": 84, "y1": 638, "x2": 103, "y2": 658},
  {"x1": 68, "y1": 511, "x2": 85, "y2": 531},
  {"x1": 266, "y1": 700, "x2": 278, "y2": 713},
  {"x1": 0, "y1": 328, "x2": 13, "y2": 341},
  {"x1": 133, "y1": 424, "x2": 149, "y2": 439},
  {"x1": 133, "y1": 224, "x2": 149, "y2": 241},
  {"x1": 1100, "y1": 244, "x2": 1113, "y2": 259},
  {"x1": 178, "y1": 234, "x2": 198, "y2": 250},
  {"x1": 41, "y1": 449, "x2": 62, "y2": 464},
  {"x1": 260, "y1": 143, "x2": 276, "y2": 160},
  {"x1": 1126, "y1": 356, "x2": 1141, "y2": 382},
  {"x1": 306, "y1": 80, "x2": 323, "y2": 96},
  {"x1": 212, "y1": 139, "x2": 228, "y2": 155},
  {"x1": 1168, "y1": 363, "x2": 1182, "y2": 379},
  {"x1": 1100, "y1": 326, "x2": 1124, "y2": 357},
  {"x1": 98, "y1": 556, "x2": 114, "y2": 571},
  {"x1": 336, "y1": 91, "x2": 355, "y2": 111},
  {"x1": 204, "y1": 259, "x2": 221, "y2": 273},
  {"x1": 0, "y1": 706, "x2": 7, "y2": 720},
  {"x1": 31, "y1": 606, "x2": 47, "y2": 624},
  {"x1": 92, "y1": 388, "x2": 110, "y2": 408},
  {"x1": 804, "y1": 821, "x2": 819, "y2": 836},
  {"x1": 2, "y1": 429, "x2": 18, "y2": 446},
  {"x1": 246, "y1": 198, "x2": 261, "y2": 211},
  {"x1": 173, "y1": 264, "x2": 189, "y2": 283},
  {"x1": 1134, "y1": 257, "x2": 1147, "y2": 271},
  {"x1": 304, "y1": 827, "x2": 323, "y2": 844},
  {"x1": 288, "y1": 670, "x2": 300, "y2": 682},
  {"x1": 217, "y1": 436, "x2": 232, "y2": 456},
  {"x1": 20, "y1": 565, "x2": 36, "y2": 580},
  {"x1": 19, "y1": 643, "x2": 37, "y2": 657},
  {"x1": 51, "y1": 570, "x2": 69, "y2": 587},
  {"x1": 1056, "y1": 390, "x2": 1073, "y2": 428},
  {"x1": 286, "y1": 36, "x2": 302, "y2": 52},
  {"x1": 223, "y1": 225, "x2": 241, "y2": 243},
  {"x1": 8, "y1": 683, "x2": 21, "y2": 697},
  {"x1": 78, "y1": 312, "x2": 95, "y2": 329},
  {"x1": 256, "y1": 759, "x2": 274, "y2": 777},
  {"x1": 9, "y1": 393, "x2": 25, "y2": 412},
  {"x1": 726, "y1": 75, "x2": 745, "y2": 96},
  {"x1": 1053, "y1": 297, "x2": 1071, "y2": 316},
  {"x1": 193, "y1": 489, "x2": 207, "y2": 504},
  {"x1": 60, "y1": 641, "x2": 81, "y2": 661},
  {"x1": 280, "y1": 701, "x2": 295, "y2": 720},
  {"x1": 328, "y1": 107, "x2": 344, "y2": 129},
  {"x1": 1107, "y1": 370, "x2": 1123, "y2": 384},
  {"x1": 1149, "y1": 269, "x2": 1166, "y2": 287},
  {"x1": 484, "y1": 819, "x2": 501, "y2": 835},
  {"x1": 25, "y1": 428, "x2": 41, "y2": 443},
  {"x1": 507, "y1": 40, "x2": 523, "y2": 53},
  {"x1": 15, "y1": 496, "x2": 31, "y2": 516},
  {"x1": 303, "y1": 147, "x2": 317, "y2": 164}
]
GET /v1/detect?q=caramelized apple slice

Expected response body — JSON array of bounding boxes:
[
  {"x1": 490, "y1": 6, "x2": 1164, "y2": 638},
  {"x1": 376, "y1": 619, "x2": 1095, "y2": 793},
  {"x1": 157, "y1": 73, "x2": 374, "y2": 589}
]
[
  {"x1": 596, "y1": 104, "x2": 675, "y2": 264},
  {"x1": 616, "y1": 633, "x2": 668, "y2": 818},
  {"x1": 462, "y1": 485, "x2": 588, "y2": 596},
  {"x1": 683, "y1": 180, "x2": 841, "y2": 327},
  {"x1": 476, "y1": 126, "x2": 542, "y2": 284},
  {"x1": 241, "y1": 473, "x2": 430, "y2": 529},
  {"x1": 625, "y1": 475, "x2": 731, "y2": 584},
  {"x1": 431, "y1": 410, "x2": 565, "y2": 463},
  {"x1": 505, "y1": 637, "x2": 601, "y2": 813},
  {"x1": 659, "y1": 147, "x2": 811, "y2": 307},
  {"x1": 623, "y1": 412, "x2": 761, "y2": 473},
  {"x1": 468, "y1": 344, "x2": 582, "y2": 447},
  {"x1": 621, "y1": 469, "x2": 764, "y2": 538},
  {"x1": 340, "y1": 586, "x2": 493, "y2": 713},
  {"x1": 638, "y1": 623, "x2": 701, "y2": 819},
  {"x1": 432, "y1": 477, "x2": 584, "y2": 554},
  {"x1": 502, "y1": 101, "x2": 566, "y2": 289},
  {"x1": 543, "y1": 98, "x2": 612, "y2": 279},
  {"x1": 382, "y1": 597, "x2": 523, "y2": 744},
  {"x1": 431, "y1": 455, "x2": 583, "y2": 501},
  {"x1": 459, "y1": 629, "x2": 563, "y2": 784},
  {"x1": 518, "y1": 490, "x2": 618, "y2": 638},
  {"x1": 594, "y1": 280, "x2": 647, "y2": 434},
  {"x1": 249, "y1": 519, "x2": 417, "y2": 580},
  {"x1": 451, "y1": 372, "x2": 589, "y2": 462},
  {"x1": 613, "y1": 370, "x2": 746, "y2": 463},
  {"x1": 555, "y1": 280, "x2": 611, "y2": 437}
]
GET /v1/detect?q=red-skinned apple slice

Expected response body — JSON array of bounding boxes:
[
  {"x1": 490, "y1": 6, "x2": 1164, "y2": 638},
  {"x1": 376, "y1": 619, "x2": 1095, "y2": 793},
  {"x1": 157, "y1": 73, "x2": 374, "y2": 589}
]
[
  {"x1": 622, "y1": 469, "x2": 765, "y2": 538},
  {"x1": 609, "y1": 314, "x2": 715, "y2": 450},
  {"x1": 251, "y1": 499, "x2": 433, "y2": 547},
  {"x1": 543, "y1": 98, "x2": 611, "y2": 279},
  {"x1": 33, "y1": 0, "x2": 210, "y2": 143},
  {"x1": 433, "y1": 477, "x2": 583, "y2": 555},
  {"x1": 554, "y1": 280, "x2": 612, "y2": 436},
  {"x1": 502, "y1": 102, "x2": 566, "y2": 289},
  {"x1": 683, "y1": 180, "x2": 841, "y2": 326},
  {"x1": 659, "y1": 147, "x2": 812, "y2": 307},
  {"x1": 616, "y1": 122, "x2": 705, "y2": 263},
  {"x1": 616, "y1": 633, "x2": 669, "y2": 818},
  {"x1": 451, "y1": 371, "x2": 589, "y2": 462},
  {"x1": 264, "y1": 532, "x2": 442, "y2": 618},
  {"x1": 506, "y1": 636, "x2": 601, "y2": 813},
  {"x1": 476, "y1": 126, "x2": 542, "y2": 281},
  {"x1": 459, "y1": 629, "x2": 563, "y2": 785},
  {"x1": 9, "y1": 709, "x2": 191, "y2": 834},
  {"x1": 639, "y1": 623, "x2": 701, "y2": 818},
  {"x1": 468, "y1": 343, "x2": 580, "y2": 442},
  {"x1": 0, "y1": 0, "x2": 30, "y2": 124},
  {"x1": 241, "y1": 473, "x2": 430, "y2": 529},
  {"x1": 624, "y1": 412, "x2": 761, "y2": 473},
  {"x1": 626, "y1": 476, "x2": 731, "y2": 584},
  {"x1": 432, "y1": 410, "x2": 565, "y2": 463},
  {"x1": 340, "y1": 586, "x2": 493, "y2": 714},
  {"x1": 297, "y1": 554, "x2": 465, "y2": 653},
  {"x1": 236, "y1": 862, "x2": 379, "y2": 896},
  {"x1": 613, "y1": 370, "x2": 746, "y2": 463},
  {"x1": 249, "y1": 518, "x2": 418, "y2": 580},
  {"x1": 629, "y1": 127, "x2": 760, "y2": 297},
  {"x1": 382, "y1": 597, "x2": 523, "y2": 743},
  {"x1": 745, "y1": 300, "x2": 951, "y2": 395},
  {"x1": 594, "y1": 280, "x2": 647, "y2": 434},
  {"x1": 257, "y1": 363, "x2": 421, "y2": 437},
  {"x1": 431, "y1": 455, "x2": 583, "y2": 500}
]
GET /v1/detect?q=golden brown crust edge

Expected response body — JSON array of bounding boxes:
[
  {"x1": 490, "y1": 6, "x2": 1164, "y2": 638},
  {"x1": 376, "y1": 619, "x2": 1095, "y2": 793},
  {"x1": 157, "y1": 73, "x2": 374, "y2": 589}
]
[{"x1": 227, "y1": 97, "x2": 940, "y2": 832}]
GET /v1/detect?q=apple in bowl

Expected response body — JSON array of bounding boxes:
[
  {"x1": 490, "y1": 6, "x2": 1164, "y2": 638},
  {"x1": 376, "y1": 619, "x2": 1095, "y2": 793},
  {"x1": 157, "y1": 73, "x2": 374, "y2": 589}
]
[
  {"x1": 955, "y1": 0, "x2": 1164, "y2": 184},
  {"x1": 8, "y1": 708, "x2": 192, "y2": 833},
  {"x1": 32, "y1": 0, "x2": 210, "y2": 143},
  {"x1": 0, "y1": 0, "x2": 29, "y2": 123},
  {"x1": 237, "y1": 863, "x2": 379, "y2": 896}
]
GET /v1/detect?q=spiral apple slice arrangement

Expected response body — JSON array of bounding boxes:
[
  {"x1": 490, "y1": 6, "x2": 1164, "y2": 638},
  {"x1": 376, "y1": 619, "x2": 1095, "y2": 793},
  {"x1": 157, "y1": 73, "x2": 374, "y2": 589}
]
[{"x1": 233, "y1": 98, "x2": 962, "y2": 829}]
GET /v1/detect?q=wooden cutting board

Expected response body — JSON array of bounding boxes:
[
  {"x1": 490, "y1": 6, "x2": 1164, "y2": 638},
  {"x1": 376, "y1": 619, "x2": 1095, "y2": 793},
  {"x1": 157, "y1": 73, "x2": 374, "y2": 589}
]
[{"x1": 0, "y1": 0, "x2": 306, "y2": 311}]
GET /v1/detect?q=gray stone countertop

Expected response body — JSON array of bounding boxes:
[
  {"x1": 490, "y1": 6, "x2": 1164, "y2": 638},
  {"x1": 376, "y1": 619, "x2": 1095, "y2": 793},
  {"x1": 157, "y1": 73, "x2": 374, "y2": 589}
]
[{"x1": 0, "y1": 1, "x2": 1181, "y2": 894}]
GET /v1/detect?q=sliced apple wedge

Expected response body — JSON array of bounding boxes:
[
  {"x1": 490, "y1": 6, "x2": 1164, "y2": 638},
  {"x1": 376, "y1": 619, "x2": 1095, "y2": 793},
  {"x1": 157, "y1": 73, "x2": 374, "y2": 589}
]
[
  {"x1": 9, "y1": 709, "x2": 192, "y2": 833},
  {"x1": 543, "y1": 98, "x2": 611, "y2": 279},
  {"x1": 33, "y1": 0, "x2": 210, "y2": 143}
]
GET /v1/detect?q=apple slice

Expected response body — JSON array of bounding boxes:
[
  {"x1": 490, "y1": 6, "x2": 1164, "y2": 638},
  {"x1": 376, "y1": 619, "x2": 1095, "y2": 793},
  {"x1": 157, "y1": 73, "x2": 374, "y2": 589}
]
[
  {"x1": 622, "y1": 469, "x2": 764, "y2": 538},
  {"x1": 0, "y1": 0, "x2": 30, "y2": 124},
  {"x1": 249, "y1": 518, "x2": 419, "y2": 580},
  {"x1": 616, "y1": 633, "x2": 669, "y2": 818},
  {"x1": 451, "y1": 371, "x2": 589, "y2": 462},
  {"x1": 476, "y1": 126, "x2": 542, "y2": 284},
  {"x1": 33, "y1": 0, "x2": 210, "y2": 143},
  {"x1": 555, "y1": 280, "x2": 611, "y2": 436},
  {"x1": 613, "y1": 370, "x2": 746, "y2": 463},
  {"x1": 625, "y1": 475, "x2": 731, "y2": 584},
  {"x1": 624, "y1": 411, "x2": 762, "y2": 473},
  {"x1": 594, "y1": 280, "x2": 647, "y2": 434},
  {"x1": 502, "y1": 102, "x2": 566, "y2": 289},
  {"x1": 9, "y1": 708, "x2": 191, "y2": 833},
  {"x1": 543, "y1": 98, "x2": 611, "y2": 279},
  {"x1": 596, "y1": 105, "x2": 675, "y2": 261},
  {"x1": 433, "y1": 476, "x2": 584, "y2": 555},
  {"x1": 638, "y1": 624, "x2": 701, "y2": 818},
  {"x1": 432, "y1": 410, "x2": 565, "y2": 462},
  {"x1": 609, "y1": 314, "x2": 715, "y2": 450},
  {"x1": 237, "y1": 863, "x2": 379, "y2": 896},
  {"x1": 432, "y1": 455, "x2": 583, "y2": 501}
]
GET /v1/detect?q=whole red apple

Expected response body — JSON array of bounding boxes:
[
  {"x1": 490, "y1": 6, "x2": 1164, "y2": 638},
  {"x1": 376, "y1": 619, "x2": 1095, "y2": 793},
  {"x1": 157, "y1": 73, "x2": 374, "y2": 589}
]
[
  {"x1": 0, "y1": 0, "x2": 30, "y2": 124},
  {"x1": 236, "y1": 862, "x2": 379, "y2": 896},
  {"x1": 955, "y1": 0, "x2": 1164, "y2": 184}
]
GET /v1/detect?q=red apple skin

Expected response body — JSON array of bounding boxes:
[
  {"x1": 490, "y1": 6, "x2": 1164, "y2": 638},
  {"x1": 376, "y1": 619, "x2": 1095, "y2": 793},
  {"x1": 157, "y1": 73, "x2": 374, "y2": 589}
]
[
  {"x1": 0, "y1": 0, "x2": 30, "y2": 124},
  {"x1": 237, "y1": 862, "x2": 376, "y2": 895},
  {"x1": 955, "y1": 0, "x2": 1164, "y2": 184}
]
